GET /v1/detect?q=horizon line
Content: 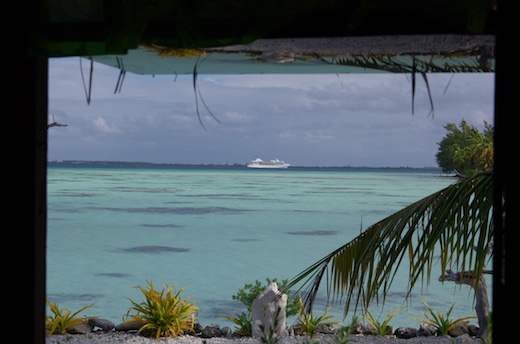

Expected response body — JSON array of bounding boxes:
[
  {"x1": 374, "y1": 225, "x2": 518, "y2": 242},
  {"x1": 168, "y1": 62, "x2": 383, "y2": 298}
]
[{"x1": 48, "y1": 159, "x2": 443, "y2": 170}]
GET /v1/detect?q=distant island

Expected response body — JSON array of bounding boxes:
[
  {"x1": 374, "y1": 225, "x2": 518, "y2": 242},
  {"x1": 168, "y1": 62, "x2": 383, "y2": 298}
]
[{"x1": 47, "y1": 160, "x2": 443, "y2": 172}]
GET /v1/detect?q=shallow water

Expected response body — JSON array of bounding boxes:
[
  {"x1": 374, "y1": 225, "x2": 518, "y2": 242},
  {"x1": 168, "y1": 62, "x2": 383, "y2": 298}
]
[{"x1": 46, "y1": 165, "x2": 489, "y2": 329}]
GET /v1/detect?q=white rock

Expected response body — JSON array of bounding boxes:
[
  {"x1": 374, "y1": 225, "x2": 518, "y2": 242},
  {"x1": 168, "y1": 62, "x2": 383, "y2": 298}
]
[{"x1": 251, "y1": 282, "x2": 288, "y2": 340}]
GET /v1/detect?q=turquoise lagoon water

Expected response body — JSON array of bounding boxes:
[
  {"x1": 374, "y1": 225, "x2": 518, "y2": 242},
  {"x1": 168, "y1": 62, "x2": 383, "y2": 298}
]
[{"x1": 46, "y1": 164, "x2": 489, "y2": 329}]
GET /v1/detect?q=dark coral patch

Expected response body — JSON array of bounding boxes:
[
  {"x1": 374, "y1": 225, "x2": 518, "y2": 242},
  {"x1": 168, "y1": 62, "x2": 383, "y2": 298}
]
[
  {"x1": 140, "y1": 224, "x2": 183, "y2": 228},
  {"x1": 118, "y1": 245, "x2": 189, "y2": 253},
  {"x1": 93, "y1": 206, "x2": 244, "y2": 214},
  {"x1": 286, "y1": 230, "x2": 339, "y2": 236},
  {"x1": 47, "y1": 292, "x2": 102, "y2": 303},
  {"x1": 95, "y1": 272, "x2": 132, "y2": 278}
]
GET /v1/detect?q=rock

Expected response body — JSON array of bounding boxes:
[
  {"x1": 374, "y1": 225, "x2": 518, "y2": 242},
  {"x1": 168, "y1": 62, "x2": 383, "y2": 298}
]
[
  {"x1": 455, "y1": 334, "x2": 474, "y2": 344},
  {"x1": 114, "y1": 320, "x2": 145, "y2": 332},
  {"x1": 201, "y1": 324, "x2": 222, "y2": 338},
  {"x1": 66, "y1": 321, "x2": 94, "y2": 334},
  {"x1": 221, "y1": 326, "x2": 233, "y2": 336},
  {"x1": 317, "y1": 324, "x2": 338, "y2": 335},
  {"x1": 343, "y1": 321, "x2": 382, "y2": 335},
  {"x1": 417, "y1": 323, "x2": 437, "y2": 337},
  {"x1": 347, "y1": 322, "x2": 365, "y2": 334},
  {"x1": 359, "y1": 323, "x2": 378, "y2": 335},
  {"x1": 291, "y1": 324, "x2": 304, "y2": 336},
  {"x1": 466, "y1": 323, "x2": 480, "y2": 337},
  {"x1": 449, "y1": 325, "x2": 468, "y2": 337},
  {"x1": 394, "y1": 326, "x2": 418, "y2": 339},
  {"x1": 251, "y1": 282, "x2": 288, "y2": 340},
  {"x1": 88, "y1": 318, "x2": 115, "y2": 331},
  {"x1": 448, "y1": 323, "x2": 480, "y2": 337},
  {"x1": 192, "y1": 322, "x2": 204, "y2": 334}
]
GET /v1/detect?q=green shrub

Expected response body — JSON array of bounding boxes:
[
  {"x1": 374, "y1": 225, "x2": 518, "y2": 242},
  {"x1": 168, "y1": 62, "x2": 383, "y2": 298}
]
[
  {"x1": 222, "y1": 311, "x2": 252, "y2": 336},
  {"x1": 332, "y1": 324, "x2": 355, "y2": 344},
  {"x1": 410, "y1": 298, "x2": 476, "y2": 336},
  {"x1": 45, "y1": 300, "x2": 95, "y2": 335},
  {"x1": 225, "y1": 278, "x2": 299, "y2": 336},
  {"x1": 361, "y1": 307, "x2": 404, "y2": 336},
  {"x1": 295, "y1": 295, "x2": 341, "y2": 338},
  {"x1": 124, "y1": 280, "x2": 199, "y2": 339},
  {"x1": 232, "y1": 278, "x2": 299, "y2": 316}
]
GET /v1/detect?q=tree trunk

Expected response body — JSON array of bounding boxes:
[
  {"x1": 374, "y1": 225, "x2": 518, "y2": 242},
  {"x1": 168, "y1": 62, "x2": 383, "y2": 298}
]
[{"x1": 439, "y1": 270, "x2": 490, "y2": 338}]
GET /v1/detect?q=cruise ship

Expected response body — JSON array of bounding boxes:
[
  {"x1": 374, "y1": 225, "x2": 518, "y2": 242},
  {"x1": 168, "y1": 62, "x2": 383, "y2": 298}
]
[{"x1": 246, "y1": 157, "x2": 290, "y2": 169}]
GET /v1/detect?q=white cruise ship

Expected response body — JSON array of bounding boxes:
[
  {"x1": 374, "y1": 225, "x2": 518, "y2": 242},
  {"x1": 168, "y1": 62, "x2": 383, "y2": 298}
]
[{"x1": 246, "y1": 157, "x2": 290, "y2": 169}]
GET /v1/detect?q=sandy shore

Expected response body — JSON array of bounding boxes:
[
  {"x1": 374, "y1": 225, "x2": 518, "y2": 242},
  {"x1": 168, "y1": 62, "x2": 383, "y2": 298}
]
[{"x1": 45, "y1": 332, "x2": 481, "y2": 344}]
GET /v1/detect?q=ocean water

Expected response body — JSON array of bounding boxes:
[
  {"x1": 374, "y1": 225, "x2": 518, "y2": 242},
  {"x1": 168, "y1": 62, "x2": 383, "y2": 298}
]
[{"x1": 46, "y1": 164, "x2": 490, "y2": 330}]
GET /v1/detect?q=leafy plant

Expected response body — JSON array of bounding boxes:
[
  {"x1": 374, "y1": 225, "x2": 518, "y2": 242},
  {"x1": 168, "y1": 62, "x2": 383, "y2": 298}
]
[
  {"x1": 410, "y1": 298, "x2": 476, "y2": 336},
  {"x1": 222, "y1": 311, "x2": 252, "y2": 336},
  {"x1": 125, "y1": 280, "x2": 199, "y2": 339},
  {"x1": 361, "y1": 306, "x2": 405, "y2": 336},
  {"x1": 45, "y1": 300, "x2": 95, "y2": 335},
  {"x1": 232, "y1": 278, "x2": 299, "y2": 316},
  {"x1": 295, "y1": 295, "x2": 341, "y2": 338},
  {"x1": 327, "y1": 314, "x2": 358, "y2": 343},
  {"x1": 332, "y1": 323, "x2": 354, "y2": 344}
]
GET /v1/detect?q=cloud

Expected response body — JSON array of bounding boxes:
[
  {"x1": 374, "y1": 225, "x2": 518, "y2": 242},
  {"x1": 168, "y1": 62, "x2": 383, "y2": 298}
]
[
  {"x1": 48, "y1": 58, "x2": 495, "y2": 167},
  {"x1": 92, "y1": 116, "x2": 121, "y2": 133}
]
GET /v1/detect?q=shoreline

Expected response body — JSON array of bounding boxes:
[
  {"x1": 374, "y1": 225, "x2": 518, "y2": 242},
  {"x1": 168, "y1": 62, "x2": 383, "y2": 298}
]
[
  {"x1": 45, "y1": 331, "x2": 481, "y2": 344},
  {"x1": 45, "y1": 320, "x2": 484, "y2": 344}
]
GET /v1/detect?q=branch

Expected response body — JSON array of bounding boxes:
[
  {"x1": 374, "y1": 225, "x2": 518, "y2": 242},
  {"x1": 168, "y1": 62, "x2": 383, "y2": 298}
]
[{"x1": 47, "y1": 122, "x2": 68, "y2": 129}]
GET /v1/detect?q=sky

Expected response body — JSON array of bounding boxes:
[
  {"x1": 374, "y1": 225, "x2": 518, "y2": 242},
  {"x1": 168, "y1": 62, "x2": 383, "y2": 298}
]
[{"x1": 48, "y1": 57, "x2": 495, "y2": 168}]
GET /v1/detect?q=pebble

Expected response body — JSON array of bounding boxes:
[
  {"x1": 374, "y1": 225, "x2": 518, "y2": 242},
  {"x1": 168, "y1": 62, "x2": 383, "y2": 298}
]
[{"x1": 45, "y1": 332, "x2": 482, "y2": 344}]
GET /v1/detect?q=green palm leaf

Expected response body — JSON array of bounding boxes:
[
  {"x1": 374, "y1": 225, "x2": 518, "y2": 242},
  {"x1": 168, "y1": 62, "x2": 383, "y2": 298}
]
[{"x1": 281, "y1": 171, "x2": 494, "y2": 319}]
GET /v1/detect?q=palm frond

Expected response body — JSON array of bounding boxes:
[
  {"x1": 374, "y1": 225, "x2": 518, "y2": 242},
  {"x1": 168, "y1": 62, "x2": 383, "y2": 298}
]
[
  {"x1": 332, "y1": 54, "x2": 489, "y2": 73},
  {"x1": 280, "y1": 171, "x2": 494, "y2": 319},
  {"x1": 192, "y1": 55, "x2": 220, "y2": 130}
]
